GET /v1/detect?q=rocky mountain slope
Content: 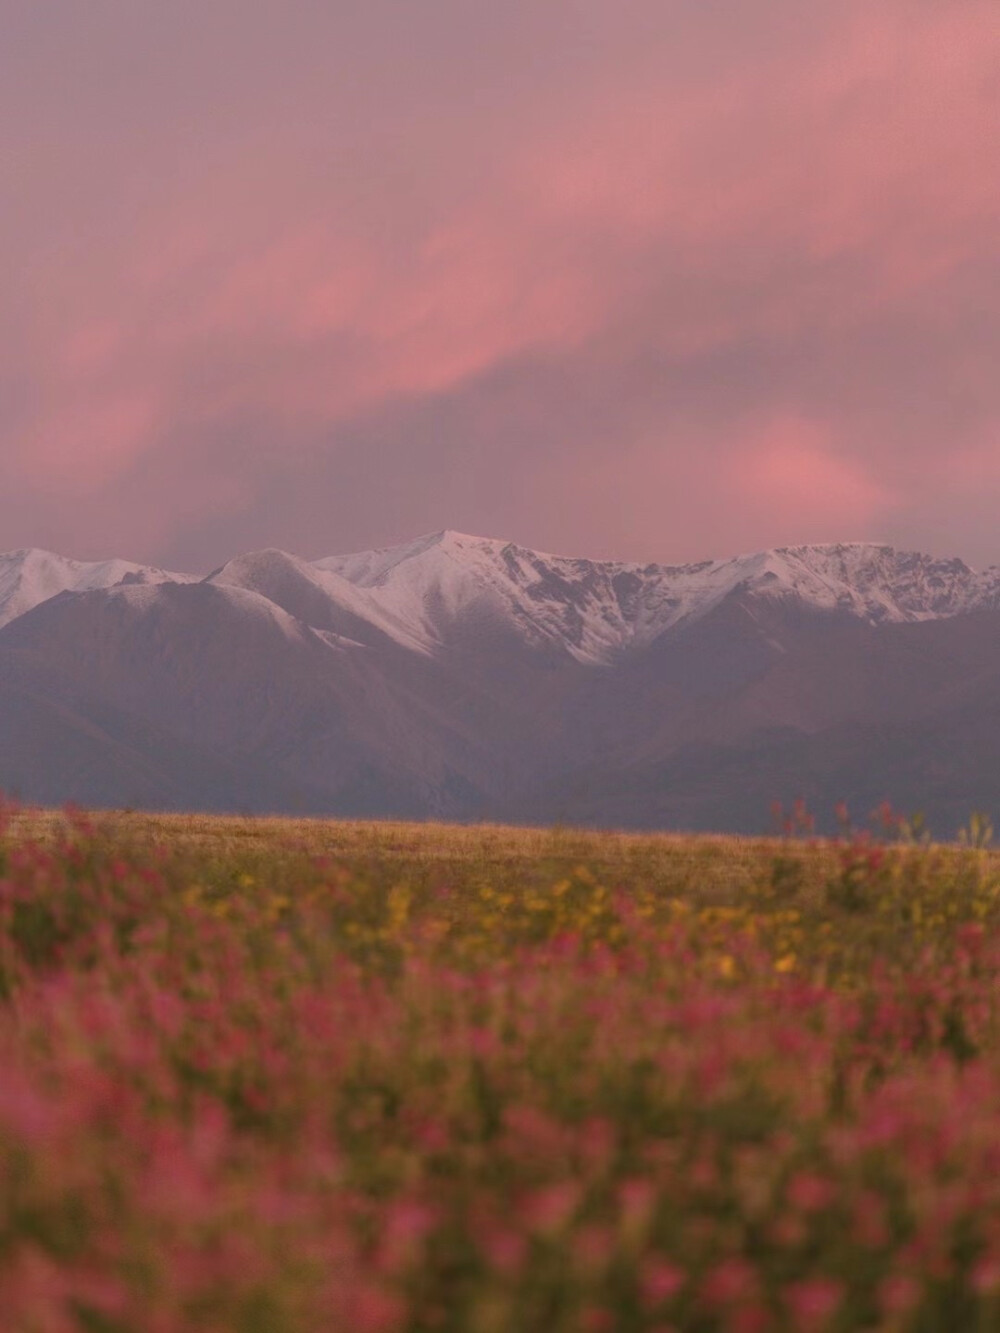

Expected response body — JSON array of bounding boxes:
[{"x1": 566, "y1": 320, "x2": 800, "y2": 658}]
[{"x1": 1, "y1": 532, "x2": 999, "y2": 833}]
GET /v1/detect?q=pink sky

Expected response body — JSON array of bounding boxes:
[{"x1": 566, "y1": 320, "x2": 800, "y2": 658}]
[{"x1": 1, "y1": 0, "x2": 997, "y2": 569}]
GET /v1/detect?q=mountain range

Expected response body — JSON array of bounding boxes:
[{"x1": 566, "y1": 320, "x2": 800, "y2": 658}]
[{"x1": 2, "y1": 531, "x2": 1000, "y2": 834}]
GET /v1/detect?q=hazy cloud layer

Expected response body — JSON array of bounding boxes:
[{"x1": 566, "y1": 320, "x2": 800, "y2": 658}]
[{"x1": 1, "y1": 0, "x2": 997, "y2": 569}]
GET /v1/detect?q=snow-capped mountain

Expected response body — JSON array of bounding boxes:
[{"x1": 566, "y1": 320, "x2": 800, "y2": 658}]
[
  {"x1": 319, "y1": 532, "x2": 1000, "y2": 661},
  {"x1": 0, "y1": 549, "x2": 194, "y2": 629},
  {"x1": 207, "y1": 548, "x2": 435, "y2": 654},
  {"x1": 2, "y1": 531, "x2": 1000, "y2": 833}
]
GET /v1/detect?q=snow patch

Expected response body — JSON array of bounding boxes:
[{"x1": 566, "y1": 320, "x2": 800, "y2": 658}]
[
  {"x1": 4, "y1": 536, "x2": 999, "y2": 665},
  {"x1": 317, "y1": 533, "x2": 1000, "y2": 664},
  {"x1": 0, "y1": 548, "x2": 193, "y2": 629}
]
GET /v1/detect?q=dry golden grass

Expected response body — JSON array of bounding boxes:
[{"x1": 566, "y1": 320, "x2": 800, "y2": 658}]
[
  {"x1": 10, "y1": 807, "x2": 997, "y2": 921},
  {"x1": 10, "y1": 805, "x2": 775, "y2": 873}
]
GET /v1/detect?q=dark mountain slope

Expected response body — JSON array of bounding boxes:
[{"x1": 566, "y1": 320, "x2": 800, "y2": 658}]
[{"x1": 2, "y1": 536, "x2": 1000, "y2": 830}]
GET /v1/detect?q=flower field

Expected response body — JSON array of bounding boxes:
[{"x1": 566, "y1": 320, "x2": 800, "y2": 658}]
[{"x1": 2, "y1": 808, "x2": 1000, "y2": 1331}]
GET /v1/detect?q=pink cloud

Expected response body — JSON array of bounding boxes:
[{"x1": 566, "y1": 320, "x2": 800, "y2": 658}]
[
  {"x1": 519, "y1": 0, "x2": 998, "y2": 312},
  {"x1": 15, "y1": 393, "x2": 162, "y2": 492},
  {"x1": 731, "y1": 416, "x2": 895, "y2": 533},
  {"x1": 0, "y1": 0, "x2": 996, "y2": 565}
]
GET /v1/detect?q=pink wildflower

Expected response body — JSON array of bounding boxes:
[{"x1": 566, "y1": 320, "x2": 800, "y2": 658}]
[
  {"x1": 879, "y1": 1273, "x2": 920, "y2": 1317},
  {"x1": 522, "y1": 1181, "x2": 581, "y2": 1234},
  {"x1": 379, "y1": 1200, "x2": 437, "y2": 1272},
  {"x1": 580, "y1": 1308, "x2": 614, "y2": 1332},
  {"x1": 786, "y1": 1171, "x2": 835, "y2": 1214},
  {"x1": 731, "y1": 1307, "x2": 771, "y2": 1333},
  {"x1": 972, "y1": 1253, "x2": 1000, "y2": 1294},
  {"x1": 573, "y1": 1225, "x2": 614, "y2": 1273},
  {"x1": 701, "y1": 1257, "x2": 757, "y2": 1307},
  {"x1": 0, "y1": 1076, "x2": 62, "y2": 1145},
  {"x1": 347, "y1": 1282, "x2": 405, "y2": 1333},
  {"x1": 785, "y1": 1277, "x2": 843, "y2": 1329},
  {"x1": 480, "y1": 1226, "x2": 527, "y2": 1275},
  {"x1": 640, "y1": 1258, "x2": 684, "y2": 1308}
]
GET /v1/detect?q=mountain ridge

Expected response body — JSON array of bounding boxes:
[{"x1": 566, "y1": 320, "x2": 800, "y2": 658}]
[
  {"x1": 2, "y1": 532, "x2": 999, "y2": 833},
  {"x1": 296, "y1": 532, "x2": 1000, "y2": 661},
  {"x1": 6, "y1": 534, "x2": 1000, "y2": 650}
]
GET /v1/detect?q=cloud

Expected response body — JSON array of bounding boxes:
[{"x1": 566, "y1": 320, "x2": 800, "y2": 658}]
[
  {"x1": 730, "y1": 415, "x2": 895, "y2": 534},
  {"x1": 0, "y1": 0, "x2": 996, "y2": 567}
]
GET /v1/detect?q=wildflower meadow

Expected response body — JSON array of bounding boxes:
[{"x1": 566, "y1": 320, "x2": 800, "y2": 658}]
[{"x1": 1, "y1": 804, "x2": 1000, "y2": 1332}]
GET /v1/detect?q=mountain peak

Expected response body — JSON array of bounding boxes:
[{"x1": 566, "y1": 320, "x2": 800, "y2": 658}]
[
  {"x1": 0, "y1": 547, "x2": 192, "y2": 630},
  {"x1": 312, "y1": 534, "x2": 1000, "y2": 662},
  {"x1": 5, "y1": 531, "x2": 1000, "y2": 829},
  {"x1": 3, "y1": 534, "x2": 999, "y2": 660}
]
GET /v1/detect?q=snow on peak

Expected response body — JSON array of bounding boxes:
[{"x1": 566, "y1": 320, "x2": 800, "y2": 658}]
[
  {"x1": 3, "y1": 536, "x2": 999, "y2": 662},
  {"x1": 315, "y1": 530, "x2": 509, "y2": 589},
  {"x1": 208, "y1": 547, "x2": 434, "y2": 653},
  {"x1": 317, "y1": 530, "x2": 657, "y2": 661},
  {"x1": 315, "y1": 534, "x2": 1000, "y2": 663},
  {"x1": 0, "y1": 548, "x2": 192, "y2": 629},
  {"x1": 725, "y1": 543, "x2": 998, "y2": 622}
]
